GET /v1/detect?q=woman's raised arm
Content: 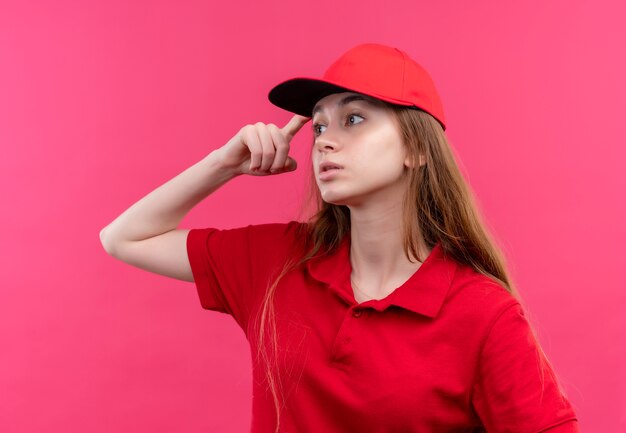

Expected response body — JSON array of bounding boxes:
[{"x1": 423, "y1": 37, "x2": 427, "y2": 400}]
[{"x1": 98, "y1": 114, "x2": 310, "y2": 282}]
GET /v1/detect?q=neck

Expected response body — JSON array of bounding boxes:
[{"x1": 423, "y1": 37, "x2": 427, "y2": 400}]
[{"x1": 347, "y1": 201, "x2": 431, "y2": 297}]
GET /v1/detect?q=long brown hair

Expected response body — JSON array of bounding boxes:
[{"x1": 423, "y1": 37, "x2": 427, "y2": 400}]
[{"x1": 251, "y1": 103, "x2": 520, "y2": 432}]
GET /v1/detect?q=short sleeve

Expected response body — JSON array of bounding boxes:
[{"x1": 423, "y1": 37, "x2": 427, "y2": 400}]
[
  {"x1": 186, "y1": 221, "x2": 304, "y2": 331},
  {"x1": 471, "y1": 302, "x2": 580, "y2": 433}
]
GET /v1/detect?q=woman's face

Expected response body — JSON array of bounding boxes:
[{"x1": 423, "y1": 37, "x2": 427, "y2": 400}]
[{"x1": 311, "y1": 91, "x2": 412, "y2": 207}]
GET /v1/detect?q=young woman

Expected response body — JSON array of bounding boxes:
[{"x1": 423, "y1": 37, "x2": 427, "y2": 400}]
[{"x1": 100, "y1": 43, "x2": 580, "y2": 432}]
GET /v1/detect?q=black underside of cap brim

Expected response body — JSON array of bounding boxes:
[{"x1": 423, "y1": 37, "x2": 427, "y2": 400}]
[{"x1": 268, "y1": 78, "x2": 356, "y2": 117}]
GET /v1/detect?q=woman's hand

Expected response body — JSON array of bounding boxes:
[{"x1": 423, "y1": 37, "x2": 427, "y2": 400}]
[{"x1": 215, "y1": 114, "x2": 311, "y2": 176}]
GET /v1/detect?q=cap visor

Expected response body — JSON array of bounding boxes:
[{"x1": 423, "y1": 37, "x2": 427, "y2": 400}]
[{"x1": 268, "y1": 77, "x2": 356, "y2": 117}]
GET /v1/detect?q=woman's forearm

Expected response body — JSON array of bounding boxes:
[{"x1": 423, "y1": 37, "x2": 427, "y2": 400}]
[{"x1": 100, "y1": 149, "x2": 237, "y2": 248}]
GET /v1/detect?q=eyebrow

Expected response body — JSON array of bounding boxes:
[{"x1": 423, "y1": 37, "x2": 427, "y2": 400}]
[{"x1": 312, "y1": 94, "x2": 382, "y2": 117}]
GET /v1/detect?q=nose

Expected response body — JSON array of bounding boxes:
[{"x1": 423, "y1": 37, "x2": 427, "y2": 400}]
[
  {"x1": 313, "y1": 124, "x2": 342, "y2": 153},
  {"x1": 315, "y1": 138, "x2": 336, "y2": 153}
]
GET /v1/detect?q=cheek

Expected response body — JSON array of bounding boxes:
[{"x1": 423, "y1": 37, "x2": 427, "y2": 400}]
[
  {"x1": 352, "y1": 139, "x2": 406, "y2": 178},
  {"x1": 311, "y1": 152, "x2": 320, "y2": 176},
  {"x1": 355, "y1": 160, "x2": 404, "y2": 185}
]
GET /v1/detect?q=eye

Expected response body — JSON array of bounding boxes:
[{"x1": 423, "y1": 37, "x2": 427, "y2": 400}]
[
  {"x1": 312, "y1": 123, "x2": 326, "y2": 136},
  {"x1": 312, "y1": 113, "x2": 365, "y2": 137},
  {"x1": 346, "y1": 113, "x2": 364, "y2": 126}
]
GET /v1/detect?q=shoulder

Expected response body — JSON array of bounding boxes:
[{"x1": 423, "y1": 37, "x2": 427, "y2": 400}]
[
  {"x1": 242, "y1": 220, "x2": 308, "y2": 242},
  {"x1": 450, "y1": 262, "x2": 517, "y2": 304},
  {"x1": 239, "y1": 220, "x2": 309, "y2": 256},
  {"x1": 442, "y1": 262, "x2": 521, "y2": 334},
  {"x1": 188, "y1": 220, "x2": 309, "y2": 262},
  {"x1": 190, "y1": 219, "x2": 307, "y2": 242}
]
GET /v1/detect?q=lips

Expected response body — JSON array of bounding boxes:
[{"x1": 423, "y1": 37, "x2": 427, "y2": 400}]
[{"x1": 319, "y1": 161, "x2": 343, "y2": 173}]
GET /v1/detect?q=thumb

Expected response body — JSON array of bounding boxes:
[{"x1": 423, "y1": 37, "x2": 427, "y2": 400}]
[{"x1": 282, "y1": 156, "x2": 298, "y2": 172}]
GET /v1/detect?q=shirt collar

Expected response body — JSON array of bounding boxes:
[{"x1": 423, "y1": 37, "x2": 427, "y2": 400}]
[{"x1": 305, "y1": 232, "x2": 457, "y2": 318}]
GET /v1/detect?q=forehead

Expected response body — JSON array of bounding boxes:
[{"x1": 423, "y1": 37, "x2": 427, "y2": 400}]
[{"x1": 312, "y1": 92, "x2": 385, "y2": 116}]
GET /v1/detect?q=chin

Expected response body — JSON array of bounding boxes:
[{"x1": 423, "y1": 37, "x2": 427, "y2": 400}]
[
  {"x1": 320, "y1": 189, "x2": 363, "y2": 207},
  {"x1": 320, "y1": 190, "x2": 347, "y2": 206}
]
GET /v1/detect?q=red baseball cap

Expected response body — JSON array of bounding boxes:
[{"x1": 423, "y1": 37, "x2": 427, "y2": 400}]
[{"x1": 268, "y1": 43, "x2": 446, "y2": 131}]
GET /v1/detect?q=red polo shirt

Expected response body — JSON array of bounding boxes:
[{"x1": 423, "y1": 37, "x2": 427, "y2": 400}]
[{"x1": 187, "y1": 221, "x2": 579, "y2": 432}]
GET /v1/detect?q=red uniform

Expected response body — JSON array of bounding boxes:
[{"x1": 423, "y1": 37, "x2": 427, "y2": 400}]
[{"x1": 187, "y1": 221, "x2": 579, "y2": 432}]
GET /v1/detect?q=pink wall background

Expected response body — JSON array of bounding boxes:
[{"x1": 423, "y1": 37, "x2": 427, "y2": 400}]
[{"x1": 1, "y1": 1, "x2": 624, "y2": 431}]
